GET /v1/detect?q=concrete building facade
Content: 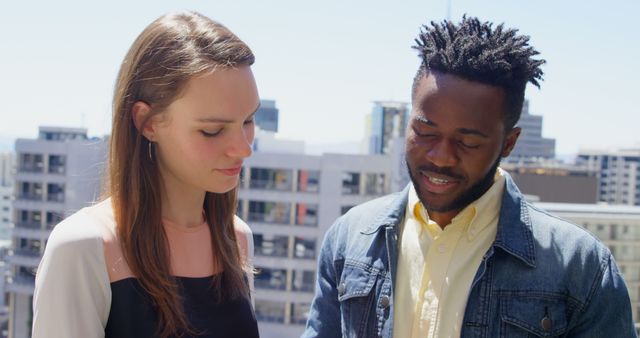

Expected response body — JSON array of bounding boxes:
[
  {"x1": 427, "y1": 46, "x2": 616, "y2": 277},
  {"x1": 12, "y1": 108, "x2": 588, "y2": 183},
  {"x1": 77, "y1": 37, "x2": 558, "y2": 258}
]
[
  {"x1": 7, "y1": 127, "x2": 108, "y2": 338},
  {"x1": 577, "y1": 148, "x2": 640, "y2": 206},
  {"x1": 240, "y1": 150, "x2": 397, "y2": 338}
]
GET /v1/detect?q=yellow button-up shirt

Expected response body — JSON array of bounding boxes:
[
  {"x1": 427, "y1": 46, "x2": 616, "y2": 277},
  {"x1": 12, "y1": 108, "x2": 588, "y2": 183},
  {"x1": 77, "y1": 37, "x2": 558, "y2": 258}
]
[{"x1": 393, "y1": 169, "x2": 506, "y2": 338}]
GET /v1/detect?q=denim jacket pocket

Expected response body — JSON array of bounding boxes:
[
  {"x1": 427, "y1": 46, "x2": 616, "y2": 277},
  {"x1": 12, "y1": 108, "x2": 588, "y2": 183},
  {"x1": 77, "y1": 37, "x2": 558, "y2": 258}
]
[
  {"x1": 500, "y1": 293, "x2": 568, "y2": 337},
  {"x1": 337, "y1": 261, "x2": 381, "y2": 337}
]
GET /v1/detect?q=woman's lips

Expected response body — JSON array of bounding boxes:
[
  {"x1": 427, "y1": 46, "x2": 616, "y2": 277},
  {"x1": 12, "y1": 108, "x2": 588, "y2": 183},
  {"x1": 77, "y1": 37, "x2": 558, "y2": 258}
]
[{"x1": 217, "y1": 167, "x2": 242, "y2": 176}]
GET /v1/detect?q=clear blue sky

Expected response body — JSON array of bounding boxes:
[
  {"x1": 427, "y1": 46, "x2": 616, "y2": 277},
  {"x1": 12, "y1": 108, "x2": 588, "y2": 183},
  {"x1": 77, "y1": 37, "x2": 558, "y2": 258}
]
[{"x1": 1, "y1": 0, "x2": 638, "y2": 155}]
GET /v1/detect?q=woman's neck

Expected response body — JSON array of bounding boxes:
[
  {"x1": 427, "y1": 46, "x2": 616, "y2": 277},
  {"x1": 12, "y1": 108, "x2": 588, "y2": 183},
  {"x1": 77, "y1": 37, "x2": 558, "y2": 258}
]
[{"x1": 159, "y1": 174, "x2": 206, "y2": 229}]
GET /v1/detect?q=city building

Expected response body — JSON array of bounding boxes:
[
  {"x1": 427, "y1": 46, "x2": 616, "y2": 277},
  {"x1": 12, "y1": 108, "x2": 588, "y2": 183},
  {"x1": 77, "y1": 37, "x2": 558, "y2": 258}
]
[
  {"x1": 1, "y1": 153, "x2": 15, "y2": 242},
  {"x1": 241, "y1": 149, "x2": 397, "y2": 338},
  {"x1": 507, "y1": 100, "x2": 555, "y2": 160},
  {"x1": 365, "y1": 101, "x2": 409, "y2": 155},
  {"x1": 577, "y1": 147, "x2": 640, "y2": 206},
  {"x1": 7, "y1": 127, "x2": 108, "y2": 338},
  {"x1": 255, "y1": 99, "x2": 279, "y2": 133},
  {"x1": 1, "y1": 153, "x2": 15, "y2": 336},
  {"x1": 501, "y1": 161, "x2": 598, "y2": 203},
  {"x1": 535, "y1": 202, "x2": 640, "y2": 332}
]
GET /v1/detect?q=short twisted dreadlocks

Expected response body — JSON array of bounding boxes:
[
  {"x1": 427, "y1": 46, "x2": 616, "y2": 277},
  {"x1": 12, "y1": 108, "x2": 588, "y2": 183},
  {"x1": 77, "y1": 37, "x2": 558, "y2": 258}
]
[{"x1": 412, "y1": 16, "x2": 545, "y2": 130}]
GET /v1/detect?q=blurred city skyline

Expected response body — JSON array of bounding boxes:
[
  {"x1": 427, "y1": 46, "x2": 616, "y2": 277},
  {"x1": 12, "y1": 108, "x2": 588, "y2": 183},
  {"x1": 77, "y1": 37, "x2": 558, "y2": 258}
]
[{"x1": 1, "y1": 0, "x2": 638, "y2": 155}]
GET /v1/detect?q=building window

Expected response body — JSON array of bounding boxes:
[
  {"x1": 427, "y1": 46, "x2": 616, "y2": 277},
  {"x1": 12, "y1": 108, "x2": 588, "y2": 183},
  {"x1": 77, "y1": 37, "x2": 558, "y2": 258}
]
[
  {"x1": 293, "y1": 237, "x2": 316, "y2": 259},
  {"x1": 295, "y1": 203, "x2": 318, "y2": 227},
  {"x1": 342, "y1": 172, "x2": 360, "y2": 195},
  {"x1": 18, "y1": 238, "x2": 42, "y2": 256},
  {"x1": 255, "y1": 267, "x2": 287, "y2": 290},
  {"x1": 298, "y1": 170, "x2": 320, "y2": 193},
  {"x1": 364, "y1": 173, "x2": 387, "y2": 195},
  {"x1": 255, "y1": 300, "x2": 286, "y2": 323},
  {"x1": 291, "y1": 303, "x2": 311, "y2": 325},
  {"x1": 253, "y1": 234, "x2": 288, "y2": 257},
  {"x1": 47, "y1": 183, "x2": 65, "y2": 203},
  {"x1": 48, "y1": 154, "x2": 66, "y2": 174},
  {"x1": 46, "y1": 211, "x2": 63, "y2": 229},
  {"x1": 19, "y1": 153, "x2": 44, "y2": 173},
  {"x1": 248, "y1": 201, "x2": 291, "y2": 225},
  {"x1": 18, "y1": 181, "x2": 43, "y2": 201},
  {"x1": 249, "y1": 168, "x2": 293, "y2": 191},
  {"x1": 292, "y1": 270, "x2": 315, "y2": 292}
]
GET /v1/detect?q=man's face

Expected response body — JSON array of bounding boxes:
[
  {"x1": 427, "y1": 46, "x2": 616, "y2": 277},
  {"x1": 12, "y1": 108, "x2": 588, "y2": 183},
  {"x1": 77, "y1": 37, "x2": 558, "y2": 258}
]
[{"x1": 405, "y1": 71, "x2": 520, "y2": 224}]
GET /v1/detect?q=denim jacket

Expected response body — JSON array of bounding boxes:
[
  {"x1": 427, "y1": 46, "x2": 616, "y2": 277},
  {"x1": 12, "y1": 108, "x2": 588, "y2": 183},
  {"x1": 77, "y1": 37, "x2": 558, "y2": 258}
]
[{"x1": 303, "y1": 174, "x2": 636, "y2": 338}]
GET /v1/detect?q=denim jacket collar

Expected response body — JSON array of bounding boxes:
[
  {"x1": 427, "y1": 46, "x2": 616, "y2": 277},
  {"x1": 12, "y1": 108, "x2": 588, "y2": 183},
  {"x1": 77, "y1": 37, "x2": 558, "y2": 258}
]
[
  {"x1": 492, "y1": 173, "x2": 537, "y2": 268},
  {"x1": 362, "y1": 173, "x2": 537, "y2": 267},
  {"x1": 360, "y1": 185, "x2": 411, "y2": 235}
]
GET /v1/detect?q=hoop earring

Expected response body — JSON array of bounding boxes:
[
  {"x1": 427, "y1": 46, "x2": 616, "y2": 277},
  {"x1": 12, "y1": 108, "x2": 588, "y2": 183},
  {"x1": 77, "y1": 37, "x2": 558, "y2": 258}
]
[{"x1": 148, "y1": 142, "x2": 154, "y2": 162}]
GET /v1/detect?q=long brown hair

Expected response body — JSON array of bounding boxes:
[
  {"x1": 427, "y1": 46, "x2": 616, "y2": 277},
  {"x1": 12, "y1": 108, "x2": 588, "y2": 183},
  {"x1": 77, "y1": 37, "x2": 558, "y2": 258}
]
[{"x1": 108, "y1": 11, "x2": 254, "y2": 337}]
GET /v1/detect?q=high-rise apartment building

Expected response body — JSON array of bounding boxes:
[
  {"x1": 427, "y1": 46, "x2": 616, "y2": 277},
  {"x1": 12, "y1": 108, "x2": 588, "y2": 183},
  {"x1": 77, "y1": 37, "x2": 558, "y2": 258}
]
[
  {"x1": 536, "y1": 202, "x2": 640, "y2": 332},
  {"x1": 577, "y1": 147, "x2": 640, "y2": 206},
  {"x1": 7, "y1": 127, "x2": 108, "y2": 338},
  {"x1": 255, "y1": 99, "x2": 279, "y2": 133},
  {"x1": 241, "y1": 149, "x2": 397, "y2": 338},
  {"x1": 365, "y1": 101, "x2": 409, "y2": 155},
  {"x1": 507, "y1": 100, "x2": 555, "y2": 160}
]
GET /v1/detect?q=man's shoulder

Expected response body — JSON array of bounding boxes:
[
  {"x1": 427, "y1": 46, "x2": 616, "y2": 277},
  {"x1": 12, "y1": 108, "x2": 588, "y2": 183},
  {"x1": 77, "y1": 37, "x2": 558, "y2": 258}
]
[
  {"x1": 525, "y1": 201, "x2": 611, "y2": 266},
  {"x1": 324, "y1": 190, "x2": 406, "y2": 249},
  {"x1": 338, "y1": 190, "x2": 406, "y2": 229}
]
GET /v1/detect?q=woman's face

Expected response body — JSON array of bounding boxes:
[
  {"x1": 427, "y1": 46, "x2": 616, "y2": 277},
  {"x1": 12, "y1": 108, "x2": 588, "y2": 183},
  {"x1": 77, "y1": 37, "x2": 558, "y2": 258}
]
[{"x1": 151, "y1": 66, "x2": 259, "y2": 194}]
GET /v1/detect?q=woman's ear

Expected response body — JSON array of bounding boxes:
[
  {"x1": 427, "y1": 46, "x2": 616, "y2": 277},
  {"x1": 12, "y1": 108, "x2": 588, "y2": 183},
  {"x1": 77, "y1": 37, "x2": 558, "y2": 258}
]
[{"x1": 131, "y1": 101, "x2": 156, "y2": 141}]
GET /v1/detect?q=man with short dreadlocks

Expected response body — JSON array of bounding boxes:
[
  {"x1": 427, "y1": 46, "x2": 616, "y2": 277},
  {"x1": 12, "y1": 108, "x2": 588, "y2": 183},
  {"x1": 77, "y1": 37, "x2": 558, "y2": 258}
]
[{"x1": 303, "y1": 16, "x2": 635, "y2": 337}]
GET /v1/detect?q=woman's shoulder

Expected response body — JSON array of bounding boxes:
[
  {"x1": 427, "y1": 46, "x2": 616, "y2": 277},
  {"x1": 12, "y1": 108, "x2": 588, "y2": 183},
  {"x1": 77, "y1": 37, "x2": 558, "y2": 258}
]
[
  {"x1": 46, "y1": 198, "x2": 115, "y2": 255},
  {"x1": 233, "y1": 215, "x2": 253, "y2": 262},
  {"x1": 233, "y1": 215, "x2": 252, "y2": 236}
]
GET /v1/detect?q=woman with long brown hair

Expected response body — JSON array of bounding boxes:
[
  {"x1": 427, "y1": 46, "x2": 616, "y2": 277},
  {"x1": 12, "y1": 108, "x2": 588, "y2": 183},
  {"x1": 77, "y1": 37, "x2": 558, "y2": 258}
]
[{"x1": 32, "y1": 11, "x2": 260, "y2": 338}]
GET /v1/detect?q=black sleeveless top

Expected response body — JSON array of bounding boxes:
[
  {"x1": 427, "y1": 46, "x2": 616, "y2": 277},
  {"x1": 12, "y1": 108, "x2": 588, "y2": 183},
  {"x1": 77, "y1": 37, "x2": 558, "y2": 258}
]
[{"x1": 105, "y1": 275, "x2": 259, "y2": 338}]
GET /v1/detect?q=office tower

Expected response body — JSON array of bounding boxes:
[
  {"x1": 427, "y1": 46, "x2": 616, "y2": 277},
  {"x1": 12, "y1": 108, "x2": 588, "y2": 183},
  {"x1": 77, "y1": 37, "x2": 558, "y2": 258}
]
[
  {"x1": 365, "y1": 101, "x2": 409, "y2": 155},
  {"x1": 255, "y1": 99, "x2": 279, "y2": 133},
  {"x1": 577, "y1": 147, "x2": 640, "y2": 206},
  {"x1": 7, "y1": 127, "x2": 108, "y2": 338},
  {"x1": 507, "y1": 100, "x2": 556, "y2": 160}
]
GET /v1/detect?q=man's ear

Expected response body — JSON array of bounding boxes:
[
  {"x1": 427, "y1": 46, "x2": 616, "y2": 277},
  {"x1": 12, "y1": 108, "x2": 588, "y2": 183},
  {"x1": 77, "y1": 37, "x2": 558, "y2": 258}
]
[
  {"x1": 131, "y1": 101, "x2": 156, "y2": 141},
  {"x1": 501, "y1": 127, "x2": 521, "y2": 157}
]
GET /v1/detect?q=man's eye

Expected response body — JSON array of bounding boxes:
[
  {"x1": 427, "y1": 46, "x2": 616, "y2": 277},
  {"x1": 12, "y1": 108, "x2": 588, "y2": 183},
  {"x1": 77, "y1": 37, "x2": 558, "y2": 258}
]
[
  {"x1": 459, "y1": 140, "x2": 480, "y2": 149},
  {"x1": 412, "y1": 126, "x2": 434, "y2": 137}
]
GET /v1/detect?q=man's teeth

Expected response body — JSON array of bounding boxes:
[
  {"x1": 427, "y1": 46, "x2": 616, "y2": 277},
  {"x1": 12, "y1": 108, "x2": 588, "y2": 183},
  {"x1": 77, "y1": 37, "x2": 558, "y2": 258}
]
[{"x1": 429, "y1": 176, "x2": 450, "y2": 184}]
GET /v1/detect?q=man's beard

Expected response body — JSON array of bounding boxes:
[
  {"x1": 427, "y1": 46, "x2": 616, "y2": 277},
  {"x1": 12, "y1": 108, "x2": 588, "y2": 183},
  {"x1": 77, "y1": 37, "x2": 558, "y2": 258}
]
[{"x1": 407, "y1": 155, "x2": 501, "y2": 213}]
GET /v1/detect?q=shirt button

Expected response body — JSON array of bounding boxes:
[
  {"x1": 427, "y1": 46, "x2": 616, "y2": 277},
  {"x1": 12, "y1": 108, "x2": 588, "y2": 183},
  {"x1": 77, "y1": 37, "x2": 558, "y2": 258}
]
[
  {"x1": 337, "y1": 283, "x2": 346, "y2": 296},
  {"x1": 437, "y1": 244, "x2": 446, "y2": 253},
  {"x1": 380, "y1": 295, "x2": 390, "y2": 308}
]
